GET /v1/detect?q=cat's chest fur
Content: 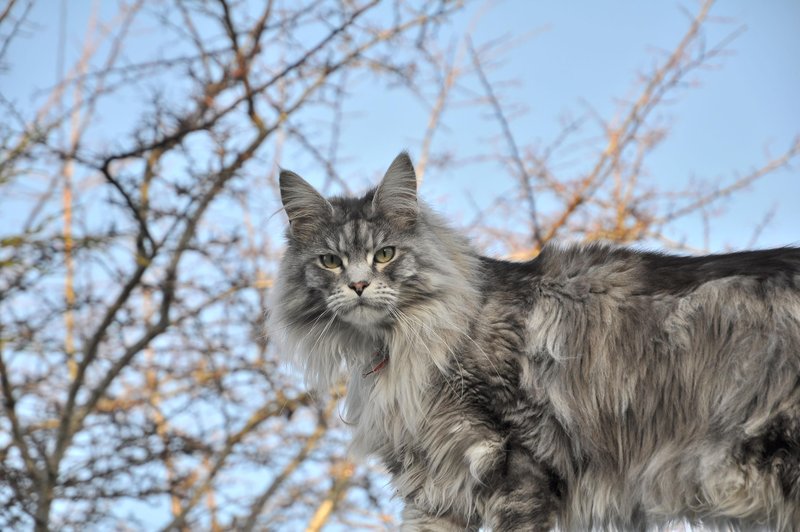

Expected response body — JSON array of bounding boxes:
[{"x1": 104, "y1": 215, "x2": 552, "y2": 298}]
[
  {"x1": 346, "y1": 310, "x2": 470, "y2": 457},
  {"x1": 345, "y1": 301, "x2": 531, "y2": 519}
]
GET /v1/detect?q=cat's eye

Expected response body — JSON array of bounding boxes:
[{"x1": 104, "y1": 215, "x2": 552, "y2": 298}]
[
  {"x1": 320, "y1": 254, "x2": 342, "y2": 269},
  {"x1": 374, "y1": 246, "x2": 395, "y2": 264}
]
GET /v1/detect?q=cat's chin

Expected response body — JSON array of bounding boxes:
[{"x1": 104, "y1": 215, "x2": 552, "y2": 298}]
[{"x1": 339, "y1": 304, "x2": 390, "y2": 327}]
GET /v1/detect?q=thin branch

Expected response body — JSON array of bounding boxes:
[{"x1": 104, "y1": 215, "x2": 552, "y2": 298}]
[
  {"x1": 469, "y1": 38, "x2": 541, "y2": 246},
  {"x1": 305, "y1": 460, "x2": 356, "y2": 532},
  {"x1": 239, "y1": 401, "x2": 334, "y2": 532},
  {"x1": 658, "y1": 137, "x2": 800, "y2": 224},
  {"x1": 160, "y1": 393, "x2": 314, "y2": 532}
]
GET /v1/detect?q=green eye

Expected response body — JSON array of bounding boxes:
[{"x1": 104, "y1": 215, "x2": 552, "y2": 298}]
[
  {"x1": 374, "y1": 246, "x2": 395, "y2": 264},
  {"x1": 320, "y1": 254, "x2": 342, "y2": 269}
]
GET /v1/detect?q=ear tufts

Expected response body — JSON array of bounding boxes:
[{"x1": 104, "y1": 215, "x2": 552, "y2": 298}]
[
  {"x1": 373, "y1": 152, "x2": 418, "y2": 229},
  {"x1": 279, "y1": 169, "x2": 333, "y2": 241}
]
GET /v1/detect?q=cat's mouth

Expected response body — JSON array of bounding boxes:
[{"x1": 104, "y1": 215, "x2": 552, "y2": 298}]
[{"x1": 339, "y1": 300, "x2": 389, "y2": 325}]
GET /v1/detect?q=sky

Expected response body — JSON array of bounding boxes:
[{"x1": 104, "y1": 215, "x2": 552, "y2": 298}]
[
  {"x1": 2, "y1": 0, "x2": 800, "y2": 529},
  {"x1": 4, "y1": 0, "x2": 799, "y2": 252},
  {"x1": 334, "y1": 0, "x2": 800, "y2": 251}
]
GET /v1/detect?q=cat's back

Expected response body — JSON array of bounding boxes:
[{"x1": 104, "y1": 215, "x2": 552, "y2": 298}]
[
  {"x1": 499, "y1": 241, "x2": 800, "y2": 379},
  {"x1": 482, "y1": 242, "x2": 800, "y2": 370},
  {"x1": 482, "y1": 242, "x2": 800, "y2": 303}
]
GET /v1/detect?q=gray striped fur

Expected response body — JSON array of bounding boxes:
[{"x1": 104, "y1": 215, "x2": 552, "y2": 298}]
[{"x1": 268, "y1": 153, "x2": 800, "y2": 531}]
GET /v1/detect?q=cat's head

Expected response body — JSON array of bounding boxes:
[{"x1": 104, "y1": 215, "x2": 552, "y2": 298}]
[
  {"x1": 270, "y1": 152, "x2": 479, "y2": 389},
  {"x1": 275, "y1": 152, "x2": 429, "y2": 330}
]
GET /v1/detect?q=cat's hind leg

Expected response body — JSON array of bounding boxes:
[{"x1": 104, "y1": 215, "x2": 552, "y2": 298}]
[
  {"x1": 706, "y1": 412, "x2": 800, "y2": 531},
  {"x1": 738, "y1": 413, "x2": 800, "y2": 531},
  {"x1": 400, "y1": 504, "x2": 479, "y2": 532},
  {"x1": 482, "y1": 445, "x2": 562, "y2": 532}
]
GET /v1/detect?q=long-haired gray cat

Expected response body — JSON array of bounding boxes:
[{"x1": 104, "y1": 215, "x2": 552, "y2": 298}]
[{"x1": 268, "y1": 152, "x2": 800, "y2": 531}]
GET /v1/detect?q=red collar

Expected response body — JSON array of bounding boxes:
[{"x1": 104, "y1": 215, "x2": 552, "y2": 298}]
[{"x1": 362, "y1": 349, "x2": 389, "y2": 377}]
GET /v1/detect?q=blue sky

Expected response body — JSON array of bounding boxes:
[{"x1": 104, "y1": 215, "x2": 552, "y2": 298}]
[
  {"x1": 4, "y1": 1, "x2": 799, "y2": 252},
  {"x1": 333, "y1": 0, "x2": 800, "y2": 251},
  {"x1": 2, "y1": 1, "x2": 799, "y2": 529}
]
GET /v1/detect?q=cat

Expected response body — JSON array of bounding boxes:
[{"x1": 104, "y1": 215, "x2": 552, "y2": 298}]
[{"x1": 268, "y1": 152, "x2": 800, "y2": 531}]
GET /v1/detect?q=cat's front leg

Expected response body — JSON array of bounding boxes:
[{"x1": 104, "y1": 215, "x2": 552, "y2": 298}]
[
  {"x1": 483, "y1": 446, "x2": 560, "y2": 532},
  {"x1": 400, "y1": 504, "x2": 480, "y2": 532}
]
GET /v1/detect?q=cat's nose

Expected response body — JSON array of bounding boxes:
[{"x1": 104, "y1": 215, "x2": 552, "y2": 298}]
[{"x1": 348, "y1": 280, "x2": 370, "y2": 296}]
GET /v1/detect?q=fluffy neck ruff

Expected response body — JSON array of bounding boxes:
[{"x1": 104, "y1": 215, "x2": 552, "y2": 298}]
[
  {"x1": 349, "y1": 214, "x2": 482, "y2": 455},
  {"x1": 346, "y1": 269, "x2": 480, "y2": 456},
  {"x1": 269, "y1": 208, "x2": 481, "y2": 455}
]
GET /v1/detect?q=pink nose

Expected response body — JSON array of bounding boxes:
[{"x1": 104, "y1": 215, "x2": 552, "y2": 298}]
[{"x1": 349, "y1": 280, "x2": 370, "y2": 296}]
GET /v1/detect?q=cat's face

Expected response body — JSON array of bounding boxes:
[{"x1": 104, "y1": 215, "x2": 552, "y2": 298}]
[{"x1": 278, "y1": 153, "x2": 425, "y2": 329}]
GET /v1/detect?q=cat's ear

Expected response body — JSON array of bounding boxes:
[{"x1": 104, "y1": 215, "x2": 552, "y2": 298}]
[
  {"x1": 373, "y1": 152, "x2": 418, "y2": 229},
  {"x1": 279, "y1": 169, "x2": 333, "y2": 241}
]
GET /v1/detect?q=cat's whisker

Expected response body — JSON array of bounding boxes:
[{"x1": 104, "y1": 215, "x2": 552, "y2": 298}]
[
  {"x1": 414, "y1": 307, "x2": 504, "y2": 383},
  {"x1": 295, "y1": 307, "x2": 335, "y2": 347},
  {"x1": 307, "y1": 309, "x2": 339, "y2": 356},
  {"x1": 392, "y1": 307, "x2": 467, "y2": 401},
  {"x1": 269, "y1": 306, "x2": 329, "y2": 333},
  {"x1": 390, "y1": 307, "x2": 464, "y2": 402},
  {"x1": 396, "y1": 307, "x2": 477, "y2": 388}
]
